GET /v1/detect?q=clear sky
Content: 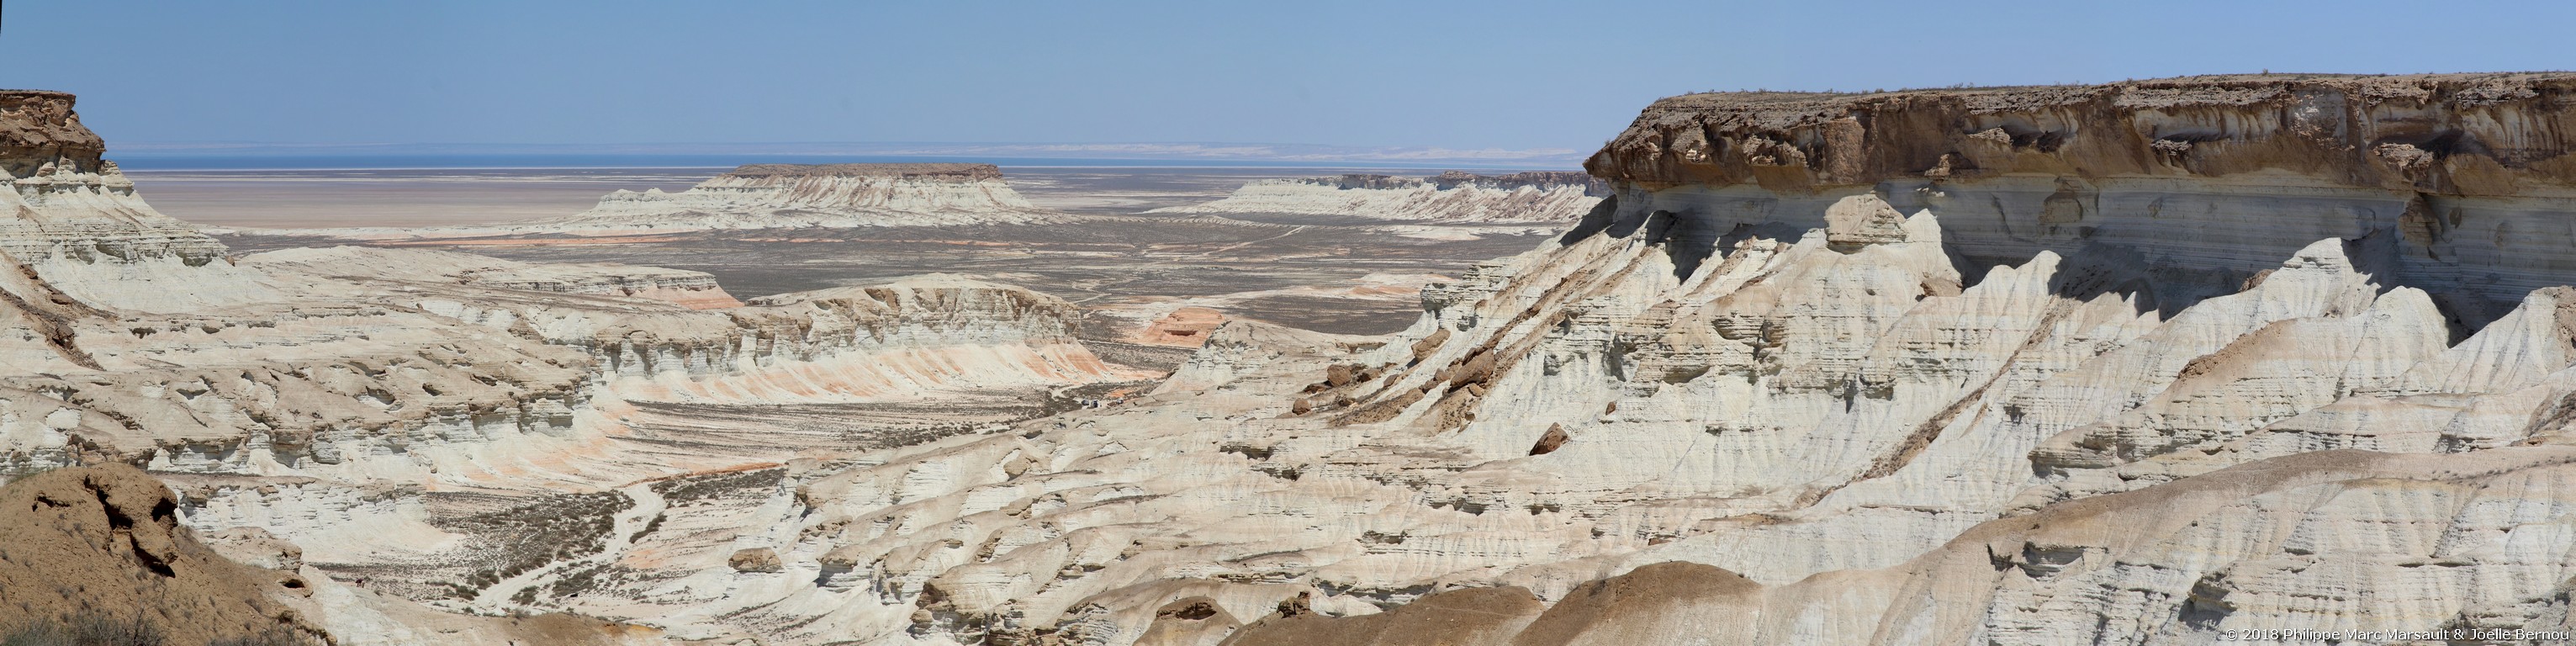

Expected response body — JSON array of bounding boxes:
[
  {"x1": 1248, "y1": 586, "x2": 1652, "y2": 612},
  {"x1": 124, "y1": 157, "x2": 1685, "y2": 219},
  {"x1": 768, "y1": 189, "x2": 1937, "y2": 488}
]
[{"x1": 10, "y1": 0, "x2": 2573, "y2": 152}]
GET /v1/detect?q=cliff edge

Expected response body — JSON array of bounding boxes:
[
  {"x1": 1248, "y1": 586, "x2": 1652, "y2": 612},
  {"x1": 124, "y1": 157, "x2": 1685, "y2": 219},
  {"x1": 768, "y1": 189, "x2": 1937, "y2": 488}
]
[
  {"x1": 1586, "y1": 72, "x2": 2576, "y2": 195},
  {"x1": 1579, "y1": 73, "x2": 2576, "y2": 325}
]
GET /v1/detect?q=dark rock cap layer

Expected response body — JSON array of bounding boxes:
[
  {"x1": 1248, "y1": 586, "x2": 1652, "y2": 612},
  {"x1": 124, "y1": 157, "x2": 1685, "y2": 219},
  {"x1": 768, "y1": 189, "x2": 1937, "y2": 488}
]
[
  {"x1": 0, "y1": 90, "x2": 106, "y2": 173},
  {"x1": 722, "y1": 162, "x2": 1005, "y2": 181},
  {"x1": 1585, "y1": 72, "x2": 2576, "y2": 196}
]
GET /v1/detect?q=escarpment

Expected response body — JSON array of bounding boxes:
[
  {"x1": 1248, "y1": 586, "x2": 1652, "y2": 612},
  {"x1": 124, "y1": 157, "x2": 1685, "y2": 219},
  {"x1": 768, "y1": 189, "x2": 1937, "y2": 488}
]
[
  {"x1": 558, "y1": 162, "x2": 1061, "y2": 230},
  {"x1": 1586, "y1": 72, "x2": 2576, "y2": 325},
  {"x1": 247, "y1": 162, "x2": 1072, "y2": 241},
  {"x1": 31, "y1": 71, "x2": 2576, "y2": 646},
  {"x1": 0, "y1": 90, "x2": 1143, "y2": 643},
  {"x1": 0, "y1": 91, "x2": 275, "y2": 313},
  {"x1": 1180, "y1": 73, "x2": 2576, "y2": 645},
  {"x1": 1153, "y1": 170, "x2": 1609, "y2": 223}
]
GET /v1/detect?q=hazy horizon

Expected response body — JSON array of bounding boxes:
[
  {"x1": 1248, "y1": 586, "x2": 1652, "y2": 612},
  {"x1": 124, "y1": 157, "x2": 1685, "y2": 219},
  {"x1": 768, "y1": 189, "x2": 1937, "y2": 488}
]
[
  {"x1": 12, "y1": 1, "x2": 2573, "y2": 156},
  {"x1": 100, "y1": 140, "x2": 1593, "y2": 170}
]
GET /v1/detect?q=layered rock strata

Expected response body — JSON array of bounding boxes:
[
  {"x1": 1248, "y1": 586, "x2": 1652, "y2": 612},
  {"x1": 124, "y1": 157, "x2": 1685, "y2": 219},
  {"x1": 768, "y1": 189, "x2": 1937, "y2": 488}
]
[
  {"x1": 243, "y1": 163, "x2": 1071, "y2": 240},
  {"x1": 0, "y1": 91, "x2": 1141, "y2": 643},
  {"x1": 551, "y1": 163, "x2": 1062, "y2": 230},
  {"x1": 33, "y1": 74, "x2": 2576, "y2": 646},
  {"x1": 507, "y1": 74, "x2": 2576, "y2": 644},
  {"x1": 1151, "y1": 171, "x2": 1607, "y2": 223},
  {"x1": 244, "y1": 246, "x2": 744, "y2": 309},
  {"x1": 0, "y1": 90, "x2": 276, "y2": 313},
  {"x1": 1584, "y1": 72, "x2": 2576, "y2": 324}
]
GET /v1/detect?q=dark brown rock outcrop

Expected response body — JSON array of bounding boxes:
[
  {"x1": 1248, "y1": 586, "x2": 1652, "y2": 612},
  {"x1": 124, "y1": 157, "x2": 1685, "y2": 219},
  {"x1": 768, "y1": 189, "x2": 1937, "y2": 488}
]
[
  {"x1": 1585, "y1": 72, "x2": 2576, "y2": 196},
  {"x1": 0, "y1": 90, "x2": 105, "y2": 176},
  {"x1": 1217, "y1": 587, "x2": 1544, "y2": 646}
]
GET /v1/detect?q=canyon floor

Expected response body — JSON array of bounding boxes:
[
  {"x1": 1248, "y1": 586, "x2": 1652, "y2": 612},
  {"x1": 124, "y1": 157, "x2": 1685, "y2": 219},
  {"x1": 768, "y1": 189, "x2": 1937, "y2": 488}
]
[
  {"x1": 161, "y1": 167, "x2": 1542, "y2": 342},
  {"x1": 28, "y1": 74, "x2": 2576, "y2": 646}
]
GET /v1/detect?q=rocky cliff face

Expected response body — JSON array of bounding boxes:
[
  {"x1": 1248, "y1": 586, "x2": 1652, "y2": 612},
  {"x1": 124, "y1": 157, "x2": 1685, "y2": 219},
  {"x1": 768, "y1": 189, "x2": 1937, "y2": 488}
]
[
  {"x1": 0, "y1": 93, "x2": 1145, "y2": 643},
  {"x1": 558, "y1": 162, "x2": 1060, "y2": 230},
  {"x1": 1585, "y1": 72, "x2": 2576, "y2": 324},
  {"x1": 563, "y1": 75, "x2": 2576, "y2": 645},
  {"x1": 1152, "y1": 171, "x2": 1608, "y2": 223},
  {"x1": 1183, "y1": 72, "x2": 2576, "y2": 645},
  {"x1": 226, "y1": 162, "x2": 1069, "y2": 241},
  {"x1": 34, "y1": 74, "x2": 2576, "y2": 646},
  {"x1": 0, "y1": 91, "x2": 275, "y2": 313}
]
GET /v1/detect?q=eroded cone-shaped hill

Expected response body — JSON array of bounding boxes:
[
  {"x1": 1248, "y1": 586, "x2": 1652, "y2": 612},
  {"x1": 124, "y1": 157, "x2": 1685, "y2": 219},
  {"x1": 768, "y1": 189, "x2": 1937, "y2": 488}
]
[{"x1": 0, "y1": 463, "x2": 327, "y2": 643}]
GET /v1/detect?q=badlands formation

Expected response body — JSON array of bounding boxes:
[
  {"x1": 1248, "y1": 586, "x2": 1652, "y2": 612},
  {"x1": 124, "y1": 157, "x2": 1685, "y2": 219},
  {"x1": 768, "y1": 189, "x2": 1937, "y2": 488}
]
[
  {"x1": 1151, "y1": 171, "x2": 1608, "y2": 224},
  {"x1": 249, "y1": 162, "x2": 1067, "y2": 240},
  {"x1": 15, "y1": 71, "x2": 2576, "y2": 646},
  {"x1": 540, "y1": 163, "x2": 1066, "y2": 231}
]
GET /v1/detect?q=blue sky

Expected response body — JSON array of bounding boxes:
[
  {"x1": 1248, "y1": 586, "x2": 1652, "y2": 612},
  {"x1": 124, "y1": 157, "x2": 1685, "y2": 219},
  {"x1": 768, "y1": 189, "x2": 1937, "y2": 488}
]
[{"x1": 10, "y1": 1, "x2": 2573, "y2": 152}]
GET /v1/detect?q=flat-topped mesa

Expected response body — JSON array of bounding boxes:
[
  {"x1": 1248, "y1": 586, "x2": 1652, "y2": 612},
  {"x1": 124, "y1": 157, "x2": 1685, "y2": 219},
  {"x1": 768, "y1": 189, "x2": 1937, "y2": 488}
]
[
  {"x1": 1304, "y1": 173, "x2": 1426, "y2": 190},
  {"x1": 553, "y1": 162, "x2": 1061, "y2": 230},
  {"x1": 718, "y1": 162, "x2": 1007, "y2": 182},
  {"x1": 0, "y1": 90, "x2": 270, "y2": 313},
  {"x1": 1151, "y1": 169, "x2": 1608, "y2": 223},
  {"x1": 1429, "y1": 170, "x2": 1610, "y2": 194},
  {"x1": 1579, "y1": 72, "x2": 2576, "y2": 322}
]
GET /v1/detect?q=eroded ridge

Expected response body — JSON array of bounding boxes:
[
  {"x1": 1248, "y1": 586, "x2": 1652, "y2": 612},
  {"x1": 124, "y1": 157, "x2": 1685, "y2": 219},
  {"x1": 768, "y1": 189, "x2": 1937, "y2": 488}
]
[{"x1": 1153, "y1": 170, "x2": 1610, "y2": 224}]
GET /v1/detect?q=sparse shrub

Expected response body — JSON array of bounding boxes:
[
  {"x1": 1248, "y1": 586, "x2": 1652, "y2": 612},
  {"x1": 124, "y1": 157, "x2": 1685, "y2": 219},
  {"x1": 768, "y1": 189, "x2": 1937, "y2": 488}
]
[
  {"x1": 0, "y1": 610, "x2": 164, "y2": 646},
  {"x1": 205, "y1": 627, "x2": 315, "y2": 646},
  {"x1": 2, "y1": 610, "x2": 321, "y2": 646}
]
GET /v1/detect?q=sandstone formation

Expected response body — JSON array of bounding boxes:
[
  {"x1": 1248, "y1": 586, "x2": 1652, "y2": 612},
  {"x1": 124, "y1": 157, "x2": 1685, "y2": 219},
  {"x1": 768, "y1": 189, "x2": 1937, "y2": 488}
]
[
  {"x1": 0, "y1": 92, "x2": 278, "y2": 314},
  {"x1": 546, "y1": 163, "x2": 1064, "y2": 230},
  {"x1": 240, "y1": 163, "x2": 1068, "y2": 240},
  {"x1": 1133, "y1": 306, "x2": 1229, "y2": 347},
  {"x1": 0, "y1": 92, "x2": 1134, "y2": 643},
  {"x1": 242, "y1": 246, "x2": 744, "y2": 309},
  {"x1": 1151, "y1": 171, "x2": 1607, "y2": 224},
  {"x1": 1585, "y1": 72, "x2": 2576, "y2": 323},
  {"x1": 30, "y1": 73, "x2": 2576, "y2": 646}
]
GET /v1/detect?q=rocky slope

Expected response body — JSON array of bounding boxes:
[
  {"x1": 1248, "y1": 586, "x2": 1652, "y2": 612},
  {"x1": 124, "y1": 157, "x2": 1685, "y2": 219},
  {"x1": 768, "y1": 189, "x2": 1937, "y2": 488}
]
[
  {"x1": 505, "y1": 73, "x2": 2576, "y2": 644},
  {"x1": 1585, "y1": 71, "x2": 2576, "y2": 326},
  {"x1": 28, "y1": 73, "x2": 2576, "y2": 646},
  {"x1": 0, "y1": 91, "x2": 278, "y2": 313},
  {"x1": 243, "y1": 246, "x2": 745, "y2": 309},
  {"x1": 1195, "y1": 71, "x2": 2576, "y2": 645},
  {"x1": 543, "y1": 163, "x2": 1066, "y2": 230},
  {"x1": 1150, "y1": 171, "x2": 1607, "y2": 224},
  {"x1": 0, "y1": 463, "x2": 328, "y2": 644},
  {"x1": 0, "y1": 92, "x2": 1140, "y2": 643}
]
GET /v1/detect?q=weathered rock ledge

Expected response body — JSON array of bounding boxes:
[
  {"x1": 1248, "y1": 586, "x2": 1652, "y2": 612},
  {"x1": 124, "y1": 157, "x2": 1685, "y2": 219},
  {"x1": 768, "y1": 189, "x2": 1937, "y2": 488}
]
[{"x1": 1586, "y1": 72, "x2": 2576, "y2": 195}]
